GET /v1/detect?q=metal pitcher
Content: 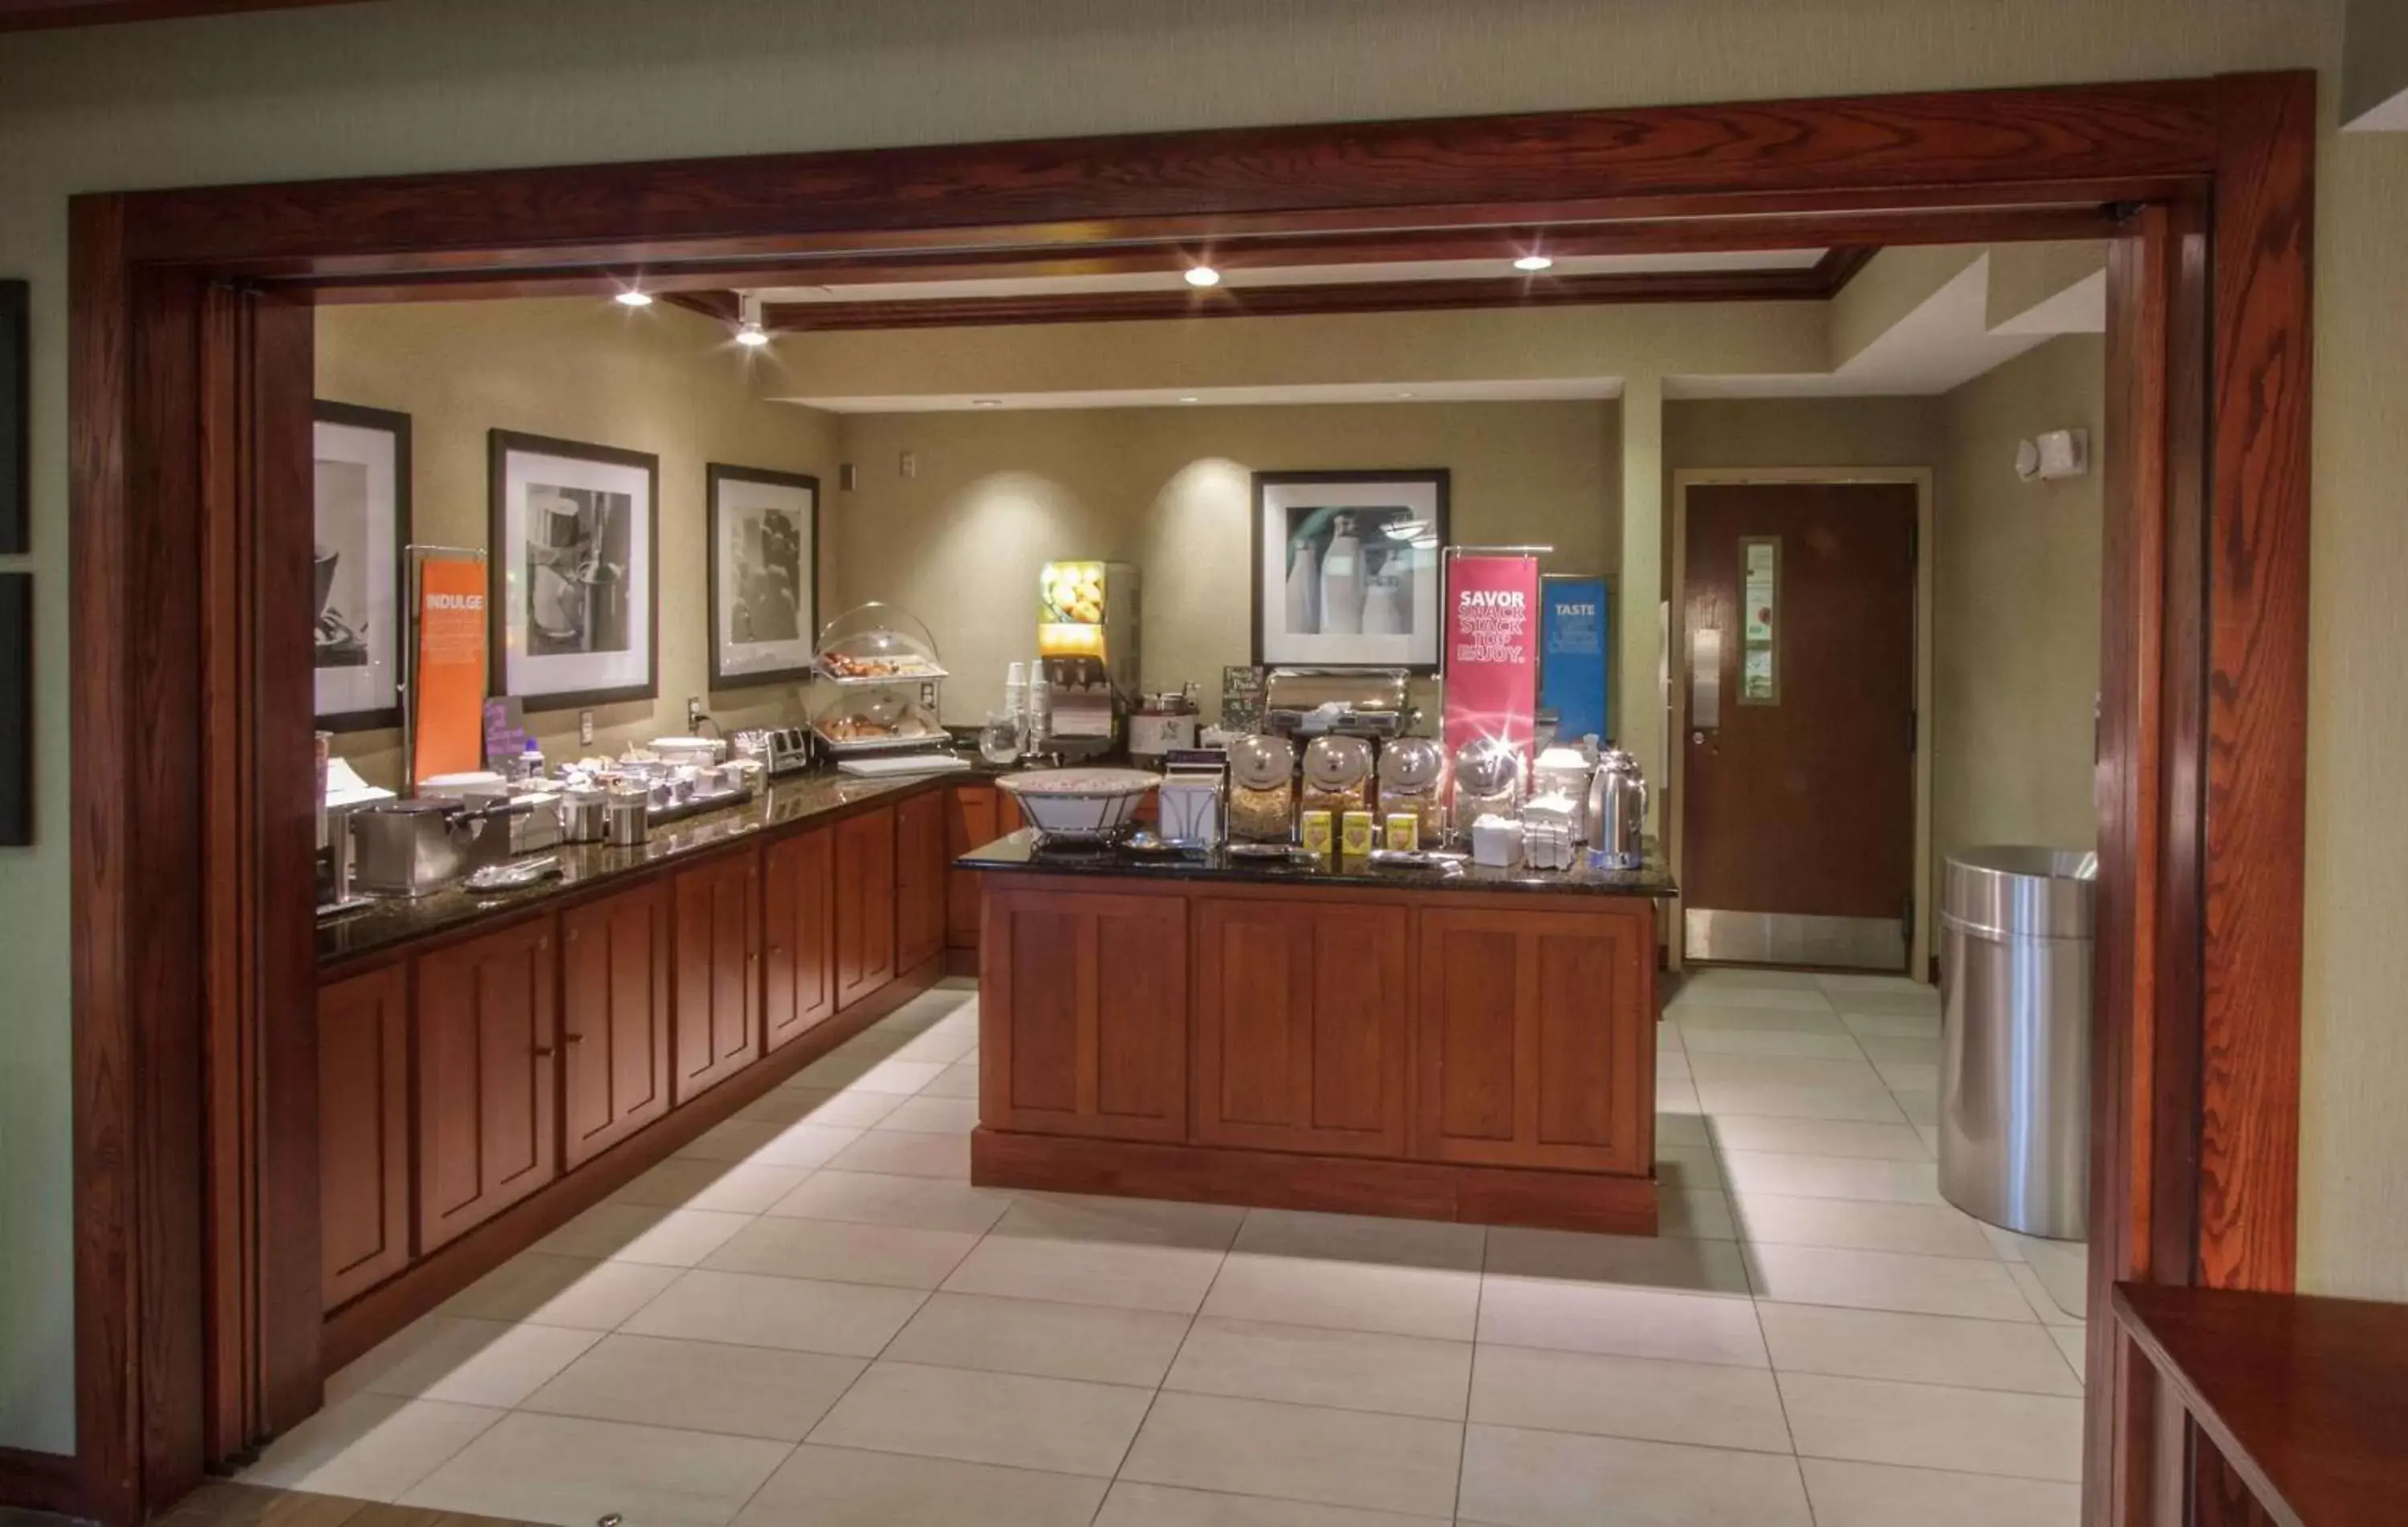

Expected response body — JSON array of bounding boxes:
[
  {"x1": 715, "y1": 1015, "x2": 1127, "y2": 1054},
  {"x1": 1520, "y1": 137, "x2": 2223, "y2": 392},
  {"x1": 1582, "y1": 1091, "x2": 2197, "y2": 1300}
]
[{"x1": 1588, "y1": 747, "x2": 1649, "y2": 869}]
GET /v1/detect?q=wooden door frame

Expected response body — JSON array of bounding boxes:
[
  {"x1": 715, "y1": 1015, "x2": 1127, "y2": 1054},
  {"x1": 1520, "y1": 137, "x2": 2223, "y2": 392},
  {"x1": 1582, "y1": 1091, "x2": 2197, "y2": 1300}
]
[
  {"x1": 54, "y1": 72, "x2": 2309, "y2": 1526},
  {"x1": 1666, "y1": 466, "x2": 1938, "y2": 977}
]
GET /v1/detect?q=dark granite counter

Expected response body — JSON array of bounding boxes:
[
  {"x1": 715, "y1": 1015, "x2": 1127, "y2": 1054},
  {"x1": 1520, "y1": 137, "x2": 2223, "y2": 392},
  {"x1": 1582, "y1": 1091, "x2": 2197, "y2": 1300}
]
[
  {"x1": 319, "y1": 763, "x2": 990, "y2": 968},
  {"x1": 958, "y1": 827, "x2": 1677, "y2": 898}
]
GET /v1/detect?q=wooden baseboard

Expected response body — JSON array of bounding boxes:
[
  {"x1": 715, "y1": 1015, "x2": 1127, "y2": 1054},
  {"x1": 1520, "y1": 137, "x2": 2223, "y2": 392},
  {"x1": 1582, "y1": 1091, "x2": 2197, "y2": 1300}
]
[
  {"x1": 942, "y1": 945, "x2": 978, "y2": 979},
  {"x1": 971, "y1": 1129, "x2": 1658, "y2": 1235},
  {"x1": 0, "y1": 1444, "x2": 83, "y2": 1518},
  {"x1": 321, "y1": 959, "x2": 943, "y2": 1372}
]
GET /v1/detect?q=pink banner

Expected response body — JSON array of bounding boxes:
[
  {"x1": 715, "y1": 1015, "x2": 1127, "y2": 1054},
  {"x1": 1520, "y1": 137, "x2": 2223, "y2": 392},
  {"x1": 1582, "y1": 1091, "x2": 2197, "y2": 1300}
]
[{"x1": 1442, "y1": 553, "x2": 1542, "y2": 764}]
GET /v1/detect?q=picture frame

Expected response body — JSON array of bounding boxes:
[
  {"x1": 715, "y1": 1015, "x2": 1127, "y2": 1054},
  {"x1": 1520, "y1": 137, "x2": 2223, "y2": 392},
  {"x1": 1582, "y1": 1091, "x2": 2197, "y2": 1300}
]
[
  {"x1": 0, "y1": 572, "x2": 27, "y2": 845},
  {"x1": 488, "y1": 429, "x2": 660, "y2": 711},
  {"x1": 2, "y1": 280, "x2": 26, "y2": 556},
  {"x1": 1251, "y1": 468, "x2": 1450, "y2": 671},
  {"x1": 706, "y1": 463, "x2": 820, "y2": 689},
  {"x1": 311, "y1": 401, "x2": 411, "y2": 731}
]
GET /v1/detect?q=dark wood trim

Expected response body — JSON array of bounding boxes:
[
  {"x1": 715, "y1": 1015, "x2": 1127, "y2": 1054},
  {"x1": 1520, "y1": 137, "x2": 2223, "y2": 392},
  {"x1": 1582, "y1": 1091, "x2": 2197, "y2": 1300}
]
[
  {"x1": 310, "y1": 401, "x2": 411, "y2": 735},
  {"x1": 1249, "y1": 469, "x2": 1449, "y2": 672},
  {"x1": 0, "y1": 1446, "x2": 84, "y2": 1517},
  {"x1": 1, "y1": 279, "x2": 26, "y2": 555},
  {"x1": 0, "y1": 573, "x2": 28, "y2": 846},
  {"x1": 1812, "y1": 246, "x2": 1877, "y2": 293},
  {"x1": 306, "y1": 206, "x2": 2117, "y2": 307},
  {"x1": 972, "y1": 1128, "x2": 1658, "y2": 1235},
  {"x1": 321, "y1": 951, "x2": 943, "y2": 1371},
  {"x1": 702, "y1": 463, "x2": 820, "y2": 691},
  {"x1": 485, "y1": 428, "x2": 661, "y2": 714},
  {"x1": 0, "y1": 0, "x2": 368, "y2": 31},
  {"x1": 2197, "y1": 70, "x2": 2312, "y2": 1295}
]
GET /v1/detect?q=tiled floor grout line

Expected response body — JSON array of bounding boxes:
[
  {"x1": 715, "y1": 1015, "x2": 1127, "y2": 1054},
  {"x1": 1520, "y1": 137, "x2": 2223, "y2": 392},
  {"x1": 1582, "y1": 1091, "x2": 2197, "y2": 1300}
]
[{"x1": 1088, "y1": 1211, "x2": 1243, "y2": 1525}]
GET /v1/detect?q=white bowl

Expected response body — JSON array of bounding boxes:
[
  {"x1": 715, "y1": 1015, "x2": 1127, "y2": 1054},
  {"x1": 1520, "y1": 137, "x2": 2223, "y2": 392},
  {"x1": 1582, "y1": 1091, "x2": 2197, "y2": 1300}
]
[{"x1": 1000, "y1": 767, "x2": 1160, "y2": 840}]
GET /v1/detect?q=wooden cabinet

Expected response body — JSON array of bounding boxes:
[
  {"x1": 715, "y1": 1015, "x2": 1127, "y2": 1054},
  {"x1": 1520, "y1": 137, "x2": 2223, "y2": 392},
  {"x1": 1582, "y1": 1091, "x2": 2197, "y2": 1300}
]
[
  {"x1": 559, "y1": 882, "x2": 673, "y2": 1169},
  {"x1": 763, "y1": 827, "x2": 836, "y2": 1052},
  {"x1": 944, "y1": 784, "x2": 1000, "y2": 948},
  {"x1": 1413, "y1": 905, "x2": 1653, "y2": 1173},
  {"x1": 1195, "y1": 897, "x2": 1410, "y2": 1157},
  {"x1": 672, "y1": 850, "x2": 762, "y2": 1105},
  {"x1": 319, "y1": 963, "x2": 411, "y2": 1308},
  {"x1": 835, "y1": 806, "x2": 897, "y2": 1009},
  {"x1": 414, "y1": 917, "x2": 559, "y2": 1254},
  {"x1": 896, "y1": 788, "x2": 947, "y2": 974},
  {"x1": 981, "y1": 883, "x2": 1187, "y2": 1142}
]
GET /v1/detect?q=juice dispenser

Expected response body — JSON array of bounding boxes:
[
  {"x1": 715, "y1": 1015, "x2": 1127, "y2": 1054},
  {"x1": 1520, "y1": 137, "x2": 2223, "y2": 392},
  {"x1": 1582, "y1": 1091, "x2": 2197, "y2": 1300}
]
[{"x1": 1036, "y1": 560, "x2": 1141, "y2": 757}]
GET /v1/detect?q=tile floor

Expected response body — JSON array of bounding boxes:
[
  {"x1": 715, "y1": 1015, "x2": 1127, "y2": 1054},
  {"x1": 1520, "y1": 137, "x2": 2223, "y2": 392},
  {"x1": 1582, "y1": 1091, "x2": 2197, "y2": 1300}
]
[{"x1": 244, "y1": 968, "x2": 2089, "y2": 1526}]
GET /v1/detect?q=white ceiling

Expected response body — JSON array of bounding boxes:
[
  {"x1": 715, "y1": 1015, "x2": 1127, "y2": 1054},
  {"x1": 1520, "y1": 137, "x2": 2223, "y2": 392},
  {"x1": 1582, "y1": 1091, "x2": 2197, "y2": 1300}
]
[
  {"x1": 778, "y1": 377, "x2": 1627, "y2": 414},
  {"x1": 749, "y1": 248, "x2": 1827, "y2": 304}
]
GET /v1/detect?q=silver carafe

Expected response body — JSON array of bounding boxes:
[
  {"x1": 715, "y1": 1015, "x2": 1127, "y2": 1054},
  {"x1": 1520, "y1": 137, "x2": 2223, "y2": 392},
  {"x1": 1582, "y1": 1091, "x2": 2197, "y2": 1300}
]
[{"x1": 1588, "y1": 748, "x2": 1649, "y2": 870}]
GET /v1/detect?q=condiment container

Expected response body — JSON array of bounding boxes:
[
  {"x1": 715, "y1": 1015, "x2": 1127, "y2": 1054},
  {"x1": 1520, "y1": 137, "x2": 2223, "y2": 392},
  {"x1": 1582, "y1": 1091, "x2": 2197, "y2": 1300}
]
[
  {"x1": 604, "y1": 792, "x2": 650, "y2": 847},
  {"x1": 1300, "y1": 734, "x2": 1374, "y2": 818},
  {"x1": 1227, "y1": 734, "x2": 1298, "y2": 842},
  {"x1": 1340, "y1": 810, "x2": 1377, "y2": 857},
  {"x1": 1470, "y1": 813, "x2": 1525, "y2": 868},
  {"x1": 1384, "y1": 812, "x2": 1420, "y2": 852},
  {"x1": 1299, "y1": 810, "x2": 1334, "y2": 857}
]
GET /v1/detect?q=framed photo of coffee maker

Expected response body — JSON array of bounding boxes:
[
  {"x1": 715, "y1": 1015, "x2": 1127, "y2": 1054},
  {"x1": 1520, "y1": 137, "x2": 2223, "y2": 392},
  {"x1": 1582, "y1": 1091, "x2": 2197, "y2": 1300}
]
[
  {"x1": 489, "y1": 429, "x2": 660, "y2": 711},
  {"x1": 311, "y1": 401, "x2": 412, "y2": 732},
  {"x1": 1251, "y1": 468, "x2": 1450, "y2": 671}
]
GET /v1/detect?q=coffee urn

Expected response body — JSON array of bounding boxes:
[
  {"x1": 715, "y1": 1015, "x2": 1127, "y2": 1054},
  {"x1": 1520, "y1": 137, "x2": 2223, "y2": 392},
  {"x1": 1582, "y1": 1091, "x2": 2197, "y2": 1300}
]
[{"x1": 1588, "y1": 747, "x2": 1650, "y2": 870}]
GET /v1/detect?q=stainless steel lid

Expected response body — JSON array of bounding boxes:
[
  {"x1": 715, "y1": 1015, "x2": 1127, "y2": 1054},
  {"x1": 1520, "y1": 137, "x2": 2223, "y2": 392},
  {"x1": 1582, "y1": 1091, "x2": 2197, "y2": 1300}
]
[
  {"x1": 1301, "y1": 735, "x2": 1373, "y2": 790},
  {"x1": 1263, "y1": 667, "x2": 1409, "y2": 713},
  {"x1": 1227, "y1": 734, "x2": 1296, "y2": 791},
  {"x1": 1454, "y1": 738, "x2": 1520, "y2": 795},
  {"x1": 1378, "y1": 735, "x2": 1447, "y2": 790}
]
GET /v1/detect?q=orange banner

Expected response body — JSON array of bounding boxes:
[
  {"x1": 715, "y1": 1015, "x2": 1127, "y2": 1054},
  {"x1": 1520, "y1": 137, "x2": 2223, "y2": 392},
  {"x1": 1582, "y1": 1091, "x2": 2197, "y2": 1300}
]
[{"x1": 410, "y1": 556, "x2": 488, "y2": 790}]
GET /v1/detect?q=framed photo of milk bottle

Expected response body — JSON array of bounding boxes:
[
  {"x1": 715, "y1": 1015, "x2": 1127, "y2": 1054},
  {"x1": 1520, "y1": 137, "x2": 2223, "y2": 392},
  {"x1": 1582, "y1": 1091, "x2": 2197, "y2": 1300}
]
[{"x1": 1251, "y1": 469, "x2": 1450, "y2": 671}]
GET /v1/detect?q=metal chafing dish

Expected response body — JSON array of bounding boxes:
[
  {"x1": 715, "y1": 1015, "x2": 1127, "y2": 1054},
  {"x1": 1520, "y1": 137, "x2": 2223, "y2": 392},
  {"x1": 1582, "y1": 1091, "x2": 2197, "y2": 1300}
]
[
  {"x1": 1262, "y1": 667, "x2": 1415, "y2": 738},
  {"x1": 351, "y1": 797, "x2": 520, "y2": 897}
]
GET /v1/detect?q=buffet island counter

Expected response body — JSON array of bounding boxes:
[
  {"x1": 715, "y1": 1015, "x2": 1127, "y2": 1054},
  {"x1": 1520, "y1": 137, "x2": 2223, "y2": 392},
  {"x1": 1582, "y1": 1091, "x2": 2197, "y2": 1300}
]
[{"x1": 959, "y1": 829, "x2": 1678, "y2": 1234}]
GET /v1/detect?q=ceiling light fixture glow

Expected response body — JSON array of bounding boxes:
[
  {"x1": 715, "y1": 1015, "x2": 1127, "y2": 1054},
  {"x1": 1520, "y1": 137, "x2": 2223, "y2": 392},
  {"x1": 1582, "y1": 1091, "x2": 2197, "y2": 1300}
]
[
  {"x1": 1178, "y1": 395, "x2": 1202, "y2": 404},
  {"x1": 1513, "y1": 254, "x2": 1555, "y2": 272},
  {"x1": 735, "y1": 293, "x2": 771, "y2": 348},
  {"x1": 1184, "y1": 265, "x2": 1222, "y2": 287},
  {"x1": 614, "y1": 288, "x2": 654, "y2": 307},
  {"x1": 972, "y1": 398, "x2": 1003, "y2": 408}
]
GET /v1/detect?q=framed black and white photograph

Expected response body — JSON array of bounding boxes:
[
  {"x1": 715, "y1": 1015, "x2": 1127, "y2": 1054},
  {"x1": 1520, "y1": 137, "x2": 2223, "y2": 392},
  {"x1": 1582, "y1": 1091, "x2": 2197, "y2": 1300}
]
[
  {"x1": 488, "y1": 429, "x2": 659, "y2": 711},
  {"x1": 1251, "y1": 468, "x2": 1450, "y2": 670},
  {"x1": 312, "y1": 401, "x2": 410, "y2": 731},
  {"x1": 706, "y1": 463, "x2": 819, "y2": 688},
  {"x1": 2, "y1": 280, "x2": 26, "y2": 556}
]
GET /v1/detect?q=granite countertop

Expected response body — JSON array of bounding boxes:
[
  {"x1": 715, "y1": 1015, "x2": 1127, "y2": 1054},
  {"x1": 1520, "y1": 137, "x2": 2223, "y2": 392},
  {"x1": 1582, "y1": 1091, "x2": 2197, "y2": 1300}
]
[
  {"x1": 958, "y1": 828, "x2": 1678, "y2": 898},
  {"x1": 319, "y1": 761, "x2": 995, "y2": 967}
]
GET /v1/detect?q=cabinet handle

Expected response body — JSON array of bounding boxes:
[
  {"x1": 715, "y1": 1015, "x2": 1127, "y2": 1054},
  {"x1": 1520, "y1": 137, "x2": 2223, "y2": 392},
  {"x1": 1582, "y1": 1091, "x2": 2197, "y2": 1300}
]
[
  {"x1": 564, "y1": 1032, "x2": 586, "y2": 1044},
  {"x1": 533, "y1": 1044, "x2": 557, "y2": 1057},
  {"x1": 566, "y1": 928, "x2": 578, "y2": 943}
]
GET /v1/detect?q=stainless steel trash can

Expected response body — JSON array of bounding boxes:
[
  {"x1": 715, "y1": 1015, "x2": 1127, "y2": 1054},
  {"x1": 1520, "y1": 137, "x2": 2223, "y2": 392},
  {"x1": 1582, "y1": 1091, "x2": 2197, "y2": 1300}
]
[{"x1": 1938, "y1": 846, "x2": 2097, "y2": 1240}]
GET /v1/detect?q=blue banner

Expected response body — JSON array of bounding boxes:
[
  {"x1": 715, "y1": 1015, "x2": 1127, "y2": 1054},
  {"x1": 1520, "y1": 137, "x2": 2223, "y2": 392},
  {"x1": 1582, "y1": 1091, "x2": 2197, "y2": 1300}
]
[{"x1": 1540, "y1": 576, "x2": 1609, "y2": 744}]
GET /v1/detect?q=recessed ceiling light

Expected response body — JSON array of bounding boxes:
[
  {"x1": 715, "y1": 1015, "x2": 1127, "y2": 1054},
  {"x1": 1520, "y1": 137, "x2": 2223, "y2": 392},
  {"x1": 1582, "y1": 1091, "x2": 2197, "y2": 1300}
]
[
  {"x1": 1184, "y1": 266, "x2": 1222, "y2": 287},
  {"x1": 614, "y1": 288, "x2": 654, "y2": 307},
  {"x1": 1514, "y1": 254, "x2": 1554, "y2": 272},
  {"x1": 1178, "y1": 395, "x2": 1201, "y2": 404},
  {"x1": 972, "y1": 398, "x2": 1003, "y2": 408},
  {"x1": 1394, "y1": 391, "x2": 1416, "y2": 399},
  {"x1": 735, "y1": 295, "x2": 771, "y2": 348}
]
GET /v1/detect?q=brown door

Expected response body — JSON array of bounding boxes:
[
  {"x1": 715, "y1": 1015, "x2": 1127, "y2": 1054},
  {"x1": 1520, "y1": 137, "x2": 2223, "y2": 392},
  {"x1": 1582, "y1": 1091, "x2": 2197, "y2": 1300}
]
[
  {"x1": 413, "y1": 917, "x2": 559, "y2": 1252},
  {"x1": 835, "y1": 806, "x2": 897, "y2": 1009},
  {"x1": 979, "y1": 884, "x2": 1188, "y2": 1142},
  {"x1": 763, "y1": 827, "x2": 837, "y2": 1051},
  {"x1": 1681, "y1": 481, "x2": 1918, "y2": 970},
  {"x1": 944, "y1": 784, "x2": 1000, "y2": 950},
  {"x1": 560, "y1": 882, "x2": 673, "y2": 1168},
  {"x1": 896, "y1": 789, "x2": 947, "y2": 974},
  {"x1": 672, "y1": 851, "x2": 763, "y2": 1104},
  {"x1": 317, "y1": 963, "x2": 411, "y2": 1309},
  {"x1": 1413, "y1": 904, "x2": 1653, "y2": 1174},
  {"x1": 1194, "y1": 897, "x2": 1409, "y2": 1156}
]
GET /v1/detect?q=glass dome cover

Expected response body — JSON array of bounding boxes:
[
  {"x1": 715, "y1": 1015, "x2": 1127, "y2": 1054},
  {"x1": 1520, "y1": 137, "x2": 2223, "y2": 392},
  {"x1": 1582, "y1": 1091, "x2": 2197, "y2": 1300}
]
[{"x1": 813, "y1": 601, "x2": 947, "y2": 683}]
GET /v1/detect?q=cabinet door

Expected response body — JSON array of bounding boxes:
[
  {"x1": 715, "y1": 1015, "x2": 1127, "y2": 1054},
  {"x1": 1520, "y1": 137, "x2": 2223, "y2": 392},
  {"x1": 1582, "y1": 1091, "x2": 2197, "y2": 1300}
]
[
  {"x1": 1195, "y1": 898, "x2": 1409, "y2": 1156},
  {"x1": 763, "y1": 827, "x2": 836, "y2": 1052},
  {"x1": 896, "y1": 788, "x2": 947, "y2": 974},
  {"x1": 414, "y1": 917, "x2": 559, "y2": 1253},
  {"x1": 673, "y1": 851, "x2": 763, "y2": 1105},
  {"x1": 1413, "y1": 905, "x2": 1652, "y2": 1173},
  {"x1": 835, "y1": 806, "x2": 897, "y2": 1009},
  {"x1": 560, "y1": 882, "x2": 673, "y2": 1169},
  {"x1": 319, "y1": 963, "x2": 411, "y2": 1308},
  {"x1": 982, "y1": 885, "x2": 1186, "y2": 1142},
  {"x1": 944, "y1": 784, "x2": 1000, "y2": 949}
]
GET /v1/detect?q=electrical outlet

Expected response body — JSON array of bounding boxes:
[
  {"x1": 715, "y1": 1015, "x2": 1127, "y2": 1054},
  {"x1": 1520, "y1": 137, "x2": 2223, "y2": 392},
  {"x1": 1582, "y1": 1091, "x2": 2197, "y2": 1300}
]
[
  {"x1": 578, "y1": 710, "x2": 595, "y2": 747},
  {"x1": 899, "y1": 450, "x2": 917, "y2": 479},
  {"x1": 687, "y1": 696, "x2": 705, "y2": 731}
]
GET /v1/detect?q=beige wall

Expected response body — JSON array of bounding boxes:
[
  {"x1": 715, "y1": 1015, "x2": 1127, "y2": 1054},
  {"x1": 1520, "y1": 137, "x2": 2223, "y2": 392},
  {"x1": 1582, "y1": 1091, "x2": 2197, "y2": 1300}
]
[
  {"x1": 5, "y1": 0, "x2": 2398, "y2": 1456},
  {"x1": 315, "y1": 299, "x2": 840, "y2": 792},
  {"x1": 1932, "y1": 337, "x2": 2105, "y2": 872},
  {"x1": 830, "y1": 401, "x2": 1620, "y2": 722}
]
